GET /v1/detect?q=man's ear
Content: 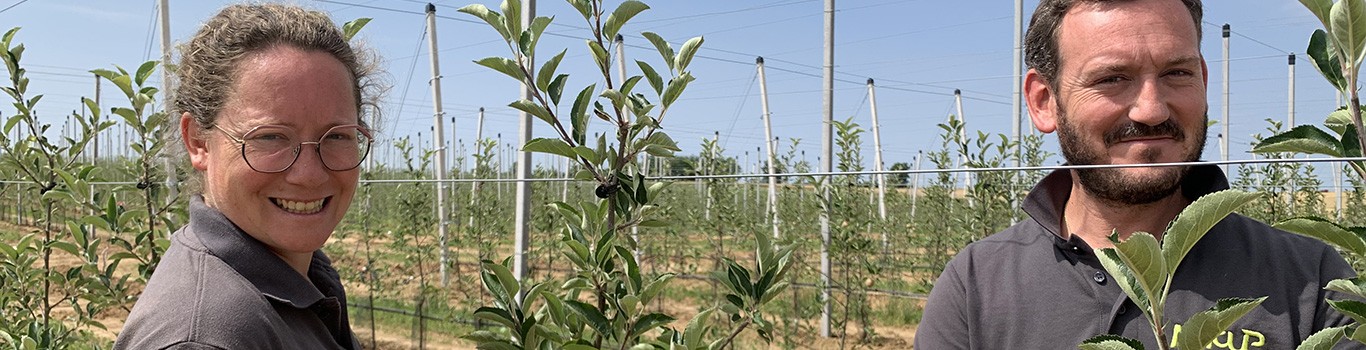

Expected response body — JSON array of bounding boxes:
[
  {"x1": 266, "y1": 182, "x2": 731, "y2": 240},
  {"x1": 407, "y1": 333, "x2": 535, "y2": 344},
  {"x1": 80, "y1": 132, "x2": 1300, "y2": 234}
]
[
  {"x1": 1025, "y1": 68, "x2": 1059, "y2": 134},
  {"x1": 182, "y1": 113, "x2": 210, "y2": 171}
]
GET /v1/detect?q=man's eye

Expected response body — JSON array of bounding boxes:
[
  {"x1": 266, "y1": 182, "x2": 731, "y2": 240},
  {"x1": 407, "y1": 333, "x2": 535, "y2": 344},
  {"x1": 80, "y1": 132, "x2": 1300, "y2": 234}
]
[{"x1": 1094, "y1": 76, "x2": 1126, "y2": 85}]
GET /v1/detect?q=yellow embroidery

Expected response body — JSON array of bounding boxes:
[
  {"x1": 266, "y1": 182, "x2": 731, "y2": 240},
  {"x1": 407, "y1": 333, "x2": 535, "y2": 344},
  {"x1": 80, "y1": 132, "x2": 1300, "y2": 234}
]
[{"x1": 1168, "y1": 324, "x2": 1266, "y2": 349}]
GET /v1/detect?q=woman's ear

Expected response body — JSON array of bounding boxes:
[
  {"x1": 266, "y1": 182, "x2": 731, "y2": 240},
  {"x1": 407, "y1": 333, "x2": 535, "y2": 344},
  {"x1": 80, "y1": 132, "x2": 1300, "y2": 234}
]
[{"x1": 182, "y1": 113, "x2": 210, "y2": 171}]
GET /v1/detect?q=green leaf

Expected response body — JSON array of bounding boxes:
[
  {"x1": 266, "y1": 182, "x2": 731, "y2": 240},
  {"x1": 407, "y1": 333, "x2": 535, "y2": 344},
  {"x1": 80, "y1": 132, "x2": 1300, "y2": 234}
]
[
  {"x1": 565, "y1": 300, "x2": 613, "y2": 340},
  {"x1": 637, "y1": 219, "x2": 668, "y2": 228},
  {"x1": 1304, "y1": 0, "x2": 1336, "y2": 29},
  {"x1": 475, "y1": 57, "x2": 527, "y2": 82},
  {"x1": 537, "y1": 49, "x2": 567, "y2": 92},
  {"x1": 642, "y1": 132, "x2": 680, "y2": 157},
  {"x1": 1297, "y1": 325, "x2": 1348, "y2": 350},
  {"x1": 1098, "y1": 247, "x2": 1151, "y2": 312},
  {"x1": 1273, "y1": 217, "x2": 1366, "y2": 256},
  {"x1": 458, "y1": 4, "x2": 512, "y2": 42},
  {"x1": 674, "y1": 36, "x2": 704, "y2": 72},
  {"x1": 548, "y1": 74, "x2": 569, "y2": 106},
  {"x1": 342, "y1": 18, "x2": 372, "y2": 41},
  {"x1": 49, "y1": 241, "x2": 79, "y2": 256},
  {"x1": 1333, "y1": 0, "x2": 1366, "y2": 65},
  {"x1": 568, "y1": 0, "x2": 592, "y2": 21},
  {"x1": 1327, "y1": 107, "x2": 1358, "y2": 135},
  {"x1": 473, "y1": 306, "x2": 519, "y2": 331},
  {"x1": 134, "y1": 60, "x2": 158, "y2": 87},
  {"x1": 1177, "y1": 297, "x2": 1267, "y2": 350},
  {"x1": 572, "y1": 146, "x2": 599, "y2": 165},
  {"x1": 1162, "y1": 190, "x2": 1260, "y2": 276},
  {"x1": 501, "y1": 0, "x2": 523, "y2": 45},
  {"x1": 629, "y1": 313, "x2": 674, "y2": 340},
  {"x1": 569, "y1": 84, "x2": 596, "y2": 145},
  {"x1": 639, "y1": 273, "x2": 674, "y2": 305},
  {"x1": 603, "y1": 1, "x2": 649, "y2": 42},
  {"x1": 1309, "y1": 29, "x2": 1348, "y2": 92},
  {"x1": 1326, "y1": 277, "x2": 1366, "y2": 298},
  {"x1": 661, "y1": 72, "x2": 695, "y2": 108},
  {"x1": 1329, "y1": 299, "x2": 1366, "y2": 324},
  {"x1": 1252, "y1": 125, "x2": 1343, "y2": 156},
  {"x1": 587, "y1": 40, "x2": 611, "y2": 75},
  {"x1": 641, "y1": 32, "x2": 675, "y2": 71},
  {"x1": 526, "y1": 16, "x2": 553, "y2": 57},
  {"x1": 1107, "y1": 232, "x2": 1166, "y2": 311},
  {"x1": 683, "y1": 308, "x2": 715, "y2": 348},
  {"x1": 509, "y1": 99, "x2": 554, "y2": 124},
  {"x1": 636, "y1": 61, "x2": 665, "y2": 95},
  {"x1": 1079, "y1": 334, "x2": 1144, "y2": 350},
  {"x1": 482, "y1": 261, "x2": 521, "y2": 302}
]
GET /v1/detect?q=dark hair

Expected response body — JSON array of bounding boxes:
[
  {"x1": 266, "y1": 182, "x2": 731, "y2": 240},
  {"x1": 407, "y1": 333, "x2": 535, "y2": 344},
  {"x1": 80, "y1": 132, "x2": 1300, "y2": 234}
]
[
  {"x1": 1024, "y1": 0, "x2": 1203, "y2": 85},
  {"x1": 176, "y1": 3, "x2": 382, "y2": 130}
]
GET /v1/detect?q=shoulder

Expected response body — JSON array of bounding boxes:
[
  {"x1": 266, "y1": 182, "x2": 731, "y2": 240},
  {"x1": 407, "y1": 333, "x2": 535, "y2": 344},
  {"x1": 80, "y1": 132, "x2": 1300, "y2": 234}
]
[
  {"x1": 116, "y1": 227, "x2": 287, "y2": 349},
  {"x1": 946, "y1": 221, "x2": 1055, "y2": 269}
]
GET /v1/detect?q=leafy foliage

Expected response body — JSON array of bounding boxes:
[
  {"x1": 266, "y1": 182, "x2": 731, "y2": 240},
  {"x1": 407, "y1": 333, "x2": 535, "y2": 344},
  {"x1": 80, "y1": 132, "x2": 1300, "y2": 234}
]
[
  {"x1": 458, "y1": 1, "x2": 788, "y2": 349},
  {"x1": 1081, "y1": 190, "x2": 1265, "y2": 350}
]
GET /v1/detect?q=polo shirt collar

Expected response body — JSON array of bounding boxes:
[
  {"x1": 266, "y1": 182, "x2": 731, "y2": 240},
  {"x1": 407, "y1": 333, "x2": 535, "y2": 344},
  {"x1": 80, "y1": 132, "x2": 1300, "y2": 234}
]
[
  {"x1": 188, "y1": 195, "x2": 328, "y2": 309},
  {"x1": 1022, "y1": 164, "x2": 1231, "y2": 244}
]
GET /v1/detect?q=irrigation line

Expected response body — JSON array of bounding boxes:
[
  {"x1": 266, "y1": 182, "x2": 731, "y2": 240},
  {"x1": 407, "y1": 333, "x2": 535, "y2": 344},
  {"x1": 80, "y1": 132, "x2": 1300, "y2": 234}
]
[
  {"x1": 346, "y1": 301, "x2": 481, "y2": 326},
  {"x1": 350, "y1": 157, "x2": 1366, "y2": 185}
]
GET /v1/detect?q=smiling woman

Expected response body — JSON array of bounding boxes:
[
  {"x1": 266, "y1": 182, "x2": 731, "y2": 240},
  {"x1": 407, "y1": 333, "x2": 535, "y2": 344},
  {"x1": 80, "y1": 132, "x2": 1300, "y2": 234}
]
[{"x1": 114, "y1": 3, "x2": 382, "y2": 350}]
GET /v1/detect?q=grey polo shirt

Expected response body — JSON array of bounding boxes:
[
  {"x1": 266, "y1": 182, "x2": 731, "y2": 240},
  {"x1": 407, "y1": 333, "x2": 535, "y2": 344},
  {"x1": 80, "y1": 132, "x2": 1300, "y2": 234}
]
[
  {"x1": 915, "y1": 165, "x2": 1359, "y2": 349},
  {"x1": 115, "y1": 196, "x2": 360, "y2": 350}
]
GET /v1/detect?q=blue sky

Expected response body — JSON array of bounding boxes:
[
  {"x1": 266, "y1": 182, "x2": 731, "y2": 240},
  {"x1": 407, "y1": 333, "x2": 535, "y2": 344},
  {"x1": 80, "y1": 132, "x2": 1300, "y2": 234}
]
[{"x1": 0, "y1": 0, "x2": 1341, "y2": 175}]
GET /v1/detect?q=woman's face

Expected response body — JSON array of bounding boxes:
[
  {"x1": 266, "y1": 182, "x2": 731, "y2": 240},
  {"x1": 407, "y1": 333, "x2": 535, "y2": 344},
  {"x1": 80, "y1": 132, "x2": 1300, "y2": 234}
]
[{"x1": 184, "y1": 44, "x2": 360, "y2": 265}]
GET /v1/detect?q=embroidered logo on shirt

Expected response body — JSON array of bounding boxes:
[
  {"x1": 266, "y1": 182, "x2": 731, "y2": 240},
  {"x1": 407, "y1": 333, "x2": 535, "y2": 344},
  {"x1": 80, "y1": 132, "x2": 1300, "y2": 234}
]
[{"x1": 1170, "y1": 324, "x2": 1266, "y2": 349}]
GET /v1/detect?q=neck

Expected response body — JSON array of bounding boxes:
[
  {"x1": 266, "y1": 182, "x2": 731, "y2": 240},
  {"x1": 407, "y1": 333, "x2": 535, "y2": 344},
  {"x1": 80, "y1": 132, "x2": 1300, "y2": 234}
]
[{"x1": 1062, "y1": 180, "x2": 1189, "y2": 251}]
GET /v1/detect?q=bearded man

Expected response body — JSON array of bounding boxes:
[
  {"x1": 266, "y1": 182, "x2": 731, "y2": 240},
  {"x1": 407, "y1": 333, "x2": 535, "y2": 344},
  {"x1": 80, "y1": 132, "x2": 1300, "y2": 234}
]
[{"x1": 914, "y1": 0, "x2": 1358, "y2": 348}]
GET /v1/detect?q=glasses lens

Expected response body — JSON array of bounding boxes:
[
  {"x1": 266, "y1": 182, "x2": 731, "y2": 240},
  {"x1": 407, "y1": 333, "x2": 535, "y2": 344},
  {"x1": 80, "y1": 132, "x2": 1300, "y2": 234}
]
[
  {"x1": 319, "y1": 125, "x2": 371, "y2": 171},
  {"x1": 241, "y1": 126, "x2": 298, "y2": 173}
]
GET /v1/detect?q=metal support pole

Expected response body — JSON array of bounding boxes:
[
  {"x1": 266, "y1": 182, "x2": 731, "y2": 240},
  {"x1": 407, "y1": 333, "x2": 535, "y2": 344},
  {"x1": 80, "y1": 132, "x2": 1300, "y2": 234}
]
[
  {"x1": 1289, "y1": 53, "x2": 1296, "y2": 126},
  {"x1": 469, "y1": 108, "x2": 485, "y2": 228},
  {"x1": 1222, "y1": 24, "x2": 1231, "y2": 174},
  {"x1": 424, "y1": 4, "x2": 452, "y2": 288},
  {"x1": 159, "y1": 0, "x2": 172, "y2": 118},
  {"x1": 819, "y1": 0, "x2": 834, "y2": 338},
  {"x1": 757, "y1": 57, "x2": 780, "y2": 239},
  {"x1": 513, "y1": 0, "x2": 536, "y2": 289},
  {"x1": 867, "y1": 79, "x2": 888, "y2": 250},
  {"x1": 954, "y1": 89, "x2": 972, "y2": 193},
  {"x1": 1012, "y1": 0, "x2": 1023, "y2": 163}
]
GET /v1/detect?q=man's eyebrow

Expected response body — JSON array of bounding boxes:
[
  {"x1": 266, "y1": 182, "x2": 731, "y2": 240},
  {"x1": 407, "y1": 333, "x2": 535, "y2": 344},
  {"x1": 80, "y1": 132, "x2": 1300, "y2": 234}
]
[{"x1": 1167, "y1": 56, "x2": 1202, "y2": 67}]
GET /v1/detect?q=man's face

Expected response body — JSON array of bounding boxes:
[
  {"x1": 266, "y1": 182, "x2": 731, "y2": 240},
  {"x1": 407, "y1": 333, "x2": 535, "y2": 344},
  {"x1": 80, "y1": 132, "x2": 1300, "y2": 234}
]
[{"x1": 1026, "y1": 0, "x2": 1209, "y2": 205}]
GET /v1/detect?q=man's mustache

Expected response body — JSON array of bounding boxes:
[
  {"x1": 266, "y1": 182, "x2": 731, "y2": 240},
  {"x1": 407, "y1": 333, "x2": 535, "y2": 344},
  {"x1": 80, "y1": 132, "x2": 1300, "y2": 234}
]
[{"x1": 1103, "y1": 120, "x2": 1184, "y2": 145}]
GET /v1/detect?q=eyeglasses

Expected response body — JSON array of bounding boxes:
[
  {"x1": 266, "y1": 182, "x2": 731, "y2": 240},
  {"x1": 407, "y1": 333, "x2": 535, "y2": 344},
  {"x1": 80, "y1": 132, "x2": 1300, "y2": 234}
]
[{"x1": 214, "y1": 124, "x2": 373, "y2": 173}]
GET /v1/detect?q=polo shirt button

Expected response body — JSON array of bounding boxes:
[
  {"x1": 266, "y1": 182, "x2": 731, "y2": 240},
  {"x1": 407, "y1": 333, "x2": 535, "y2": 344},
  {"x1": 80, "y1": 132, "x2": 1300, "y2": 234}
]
[{"x1": 1093, "y1": 271, "x2": 1106, "y2": 284}]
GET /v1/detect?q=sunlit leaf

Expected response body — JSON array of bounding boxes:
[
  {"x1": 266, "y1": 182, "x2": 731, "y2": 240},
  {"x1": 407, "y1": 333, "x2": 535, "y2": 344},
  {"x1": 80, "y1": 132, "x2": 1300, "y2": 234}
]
[
  {"x1": 1078, "y1": 334, "x2": 1143, "y2": 350},
  {"x1": 1297, "y1": 325, "x2": 1348, "y2": 350},
  {"x1": 1177, "y1": 297, "x2": 1266, "y2": 350},
  {"x1": 1273, "y1": 217, "x2": 1366, "y2": 256},
  {"x1": 1162, "y1": 190, "x2": 1260, "y2": 276},
  {"x1": 1252, "y1": 124, "x2": 1343, "y2": 157},
  {"x1": 603, "y1": 1, "x2": 649, "y2": 42}
]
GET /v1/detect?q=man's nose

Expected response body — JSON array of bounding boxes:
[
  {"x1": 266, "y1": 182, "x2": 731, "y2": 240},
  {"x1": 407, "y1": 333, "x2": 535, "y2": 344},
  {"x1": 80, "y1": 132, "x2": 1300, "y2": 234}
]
[{"x1": 1129, "y1": 77, "x2": 1171, "y2": 126}]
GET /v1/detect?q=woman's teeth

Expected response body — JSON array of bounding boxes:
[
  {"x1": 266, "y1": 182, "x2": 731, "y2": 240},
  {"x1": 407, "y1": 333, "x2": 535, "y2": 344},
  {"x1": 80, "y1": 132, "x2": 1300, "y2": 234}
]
[{"x1": 273, "y1": 198, "x2": 325, "y2": 214}]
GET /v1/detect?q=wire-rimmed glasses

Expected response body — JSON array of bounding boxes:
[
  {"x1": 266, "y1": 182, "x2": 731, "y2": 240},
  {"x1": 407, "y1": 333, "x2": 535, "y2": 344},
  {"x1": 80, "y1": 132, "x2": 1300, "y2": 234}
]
[{"x1": 214, "y1": 124, "x2": 372, "y2": 173}]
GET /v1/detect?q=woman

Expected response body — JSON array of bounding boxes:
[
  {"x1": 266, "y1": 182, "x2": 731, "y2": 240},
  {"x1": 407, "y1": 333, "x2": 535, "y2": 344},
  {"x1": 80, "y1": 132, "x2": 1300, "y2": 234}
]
[{"x1": 116, "y1": 4, "x2": 380, "y2": 349}]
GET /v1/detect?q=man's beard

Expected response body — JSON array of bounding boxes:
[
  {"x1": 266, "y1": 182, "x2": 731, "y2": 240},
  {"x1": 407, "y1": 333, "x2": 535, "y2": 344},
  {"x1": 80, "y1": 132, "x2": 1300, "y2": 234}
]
[{"x1": 1056, "y1": 110, "x2": 1207, "y2": 205}]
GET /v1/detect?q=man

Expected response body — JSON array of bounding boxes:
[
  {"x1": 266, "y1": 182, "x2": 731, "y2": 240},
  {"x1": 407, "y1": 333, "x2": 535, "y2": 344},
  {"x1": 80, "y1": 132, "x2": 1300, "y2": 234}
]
[{"x1": 914, "y1": 0, "x2": 1357, "y2": 348}]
